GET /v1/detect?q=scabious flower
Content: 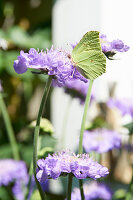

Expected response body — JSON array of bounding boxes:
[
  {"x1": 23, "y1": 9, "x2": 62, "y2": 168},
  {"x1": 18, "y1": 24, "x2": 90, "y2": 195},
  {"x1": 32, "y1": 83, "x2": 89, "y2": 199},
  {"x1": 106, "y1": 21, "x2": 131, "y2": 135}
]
[
  {"x1": 100, "y1": 34, "x2": 129, "y2": 58},
  {"x1": 36, "y1": 150, "x2": 109, "y2": 183},
  {"x1": 62, "y1": 79, "x2": 95, "y2": 104},
  {"x1": 70, "y1": 181, "x2": 112, "y2": 200},
  {"x1": 107, "y1": 98, "x2": 133, "y2": 118},
  {"x1": 0, "y1": 159, "x2": 28, "y2": 200},
  {"x1": 13, "y1": 47, "x2": 87, "y2": 86},
  {"x1": 83, "y1": 129, "x2": 121, "y2": 153}
]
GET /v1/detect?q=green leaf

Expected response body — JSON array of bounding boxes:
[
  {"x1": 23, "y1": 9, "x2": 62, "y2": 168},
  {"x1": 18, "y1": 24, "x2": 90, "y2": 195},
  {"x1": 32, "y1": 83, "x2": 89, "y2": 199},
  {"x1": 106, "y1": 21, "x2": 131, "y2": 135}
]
[
  {"x1": 8, "y1": 26, "x2": 29, "y2": 47},
  {"x1": 0, "y1": 187, "x2": 11, "y2": 200},
  {"x1": 31, "y1": 190, "x2": 41, "y2": 200},
  {"x1": 85, "y1": 116, "x2": 106, "y2": 130},
  {"x1": 72, "y1": 31, "x2": 106, "y2": 80},
  {"x1": 113, "y1": 189, "x2": 126, "y2": 200},
  {"x1": 20, "y1": 145, "x2": 33, "y2": 165},
  {"x1": 124, "y1": 122, "x2": 133, "y2": 135},
  {"x1": 29, "y1": 118, "x2": 54, "y2": 135},
  {"x1": 38, "y1": 147, "x2": 53, "y2": 159},
  {"x1": 0, "y1": 144, "x2": 13, "y2": 158},
  {"x1": 40, "y1": 135, "x2": 56, "y2": 149}
]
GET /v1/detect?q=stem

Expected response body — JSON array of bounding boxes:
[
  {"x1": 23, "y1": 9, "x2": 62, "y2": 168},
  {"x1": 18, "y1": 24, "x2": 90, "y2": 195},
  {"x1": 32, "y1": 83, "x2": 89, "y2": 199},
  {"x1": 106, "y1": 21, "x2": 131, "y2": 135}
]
[
  {"x1": 78, "y1": 80, "x2": 93, "y2": 200},
  {"x1": 125, "y1": 165, "x2": 133, "y2": 200},
  {"x1": 67, "y1": 174, "x2": 73, "y2": 200},
  {"x1": 33, "y1": 76, "x2": 52, "y2": 200},
  {"x1": 0, "y1": 93, "x2": 20, "y2": 160},
  {"x1": 78, "y1": 80, "x2": 93, "y2": 154},
  {"x1": 79, "y1": 180, "x2": 85, "y2": 200}
]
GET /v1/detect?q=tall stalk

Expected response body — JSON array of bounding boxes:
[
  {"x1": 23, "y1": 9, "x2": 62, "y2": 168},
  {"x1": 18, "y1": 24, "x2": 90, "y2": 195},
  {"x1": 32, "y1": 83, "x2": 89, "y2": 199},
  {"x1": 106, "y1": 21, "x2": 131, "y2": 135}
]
[
  {"x1": 67, "y1": 174, "x2": 73, "y2": 200},
  {"x1": 125, "y1": 164, "x2": 133, "y2": 200},
  {"x1": 78, "y1": 79, "x2": 94, "y2": 200},
  {"x1": 33, "y1": 76, "x2": 52, "y2": 200},
  {"x1": 78, "y1": 80, "x2": 93, "y2": 154},
  {"x1": 0, "y1": 93, "x2": 20, "y2": 160}
]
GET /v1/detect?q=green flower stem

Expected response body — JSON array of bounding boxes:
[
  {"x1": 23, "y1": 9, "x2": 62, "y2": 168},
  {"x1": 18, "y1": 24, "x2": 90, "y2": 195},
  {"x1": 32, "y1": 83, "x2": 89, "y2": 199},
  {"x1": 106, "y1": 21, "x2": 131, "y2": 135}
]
[
  {"x1": 78, "y1": 79, "x2": 94, "y2": 154},
  {"x1": 33, "y1": 76, "x2": 52, "y2": 200},
  {"x1": 79, "y1": 180, "x2": 85, "y2": 200},
  {"x1": 125, "y1": 164, "x2": 133, "y2": 200},
  {"x1": 0, "y1": 93, "x2": 20, "y2": 160},
  {"x1": 78, "y1": 79, "x2": 93, "y2": 200},
  {"x1": 67, "y1": 173, "x2": 73, "y2": 200}
]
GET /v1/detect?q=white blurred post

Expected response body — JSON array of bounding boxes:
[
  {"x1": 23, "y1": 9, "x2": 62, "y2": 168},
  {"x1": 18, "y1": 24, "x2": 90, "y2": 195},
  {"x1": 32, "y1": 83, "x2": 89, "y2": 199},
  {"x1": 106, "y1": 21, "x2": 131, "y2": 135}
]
[
  {"x1": 52, "y1": 0, "x2": 102, "y2": 151},
  {"x1": 52, "y1": 0, "x2": 133, "y2": 149},
  {"x1": 51, "y1": 0, "x2": 133, "y2": 194}
]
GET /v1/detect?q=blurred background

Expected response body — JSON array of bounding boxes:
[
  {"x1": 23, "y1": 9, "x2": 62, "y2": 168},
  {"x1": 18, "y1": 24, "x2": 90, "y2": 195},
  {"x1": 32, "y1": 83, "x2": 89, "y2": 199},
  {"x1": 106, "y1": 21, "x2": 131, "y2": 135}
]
[
  {"x1": 0, "y1": 0, "x2": 133, "y2": 199},
  {"x1": 0, "y1": 0, "x2": 52, "y2": 161}
]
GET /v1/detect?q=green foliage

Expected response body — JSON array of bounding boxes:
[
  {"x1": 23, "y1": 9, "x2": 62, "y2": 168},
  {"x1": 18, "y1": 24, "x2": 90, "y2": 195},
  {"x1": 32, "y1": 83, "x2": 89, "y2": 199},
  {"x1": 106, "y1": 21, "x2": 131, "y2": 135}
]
[
  {"x1": 72, "y1": 31, "x2": 106, "y2": 80},
  {"x1": 85, "y1": 116, "x2": 106, "y2": 130},
  {"x1": 31, "y1": 190, "x2": 41, "y2": 200},
  {"x1": 38, "y1": 147, "x2": 53, "y2": 159},
  {"x1": 124, "y1": 122, "x2": 133, "y2": 135},
  {"x1": 0, "y1": 26, "x2": 51, "y2": 49},
  {"x1": 0, "y1": 187, "x2": 11, "y2": 200},
  {"x1": 20, "y1": 145, "x2": 33, "y2": 165},
  {"x1": 40, "y1": 135, "x2": 56, "y2": 149},
  {"x1": 29, "y1": 118, "x2": 54, "y2": 135},
  {"x1": 113, "y1": 189, "x2": 126, "y2": 200},
  {"x1": 0, "y1": 144, "x2": 12, "y2": 158}
]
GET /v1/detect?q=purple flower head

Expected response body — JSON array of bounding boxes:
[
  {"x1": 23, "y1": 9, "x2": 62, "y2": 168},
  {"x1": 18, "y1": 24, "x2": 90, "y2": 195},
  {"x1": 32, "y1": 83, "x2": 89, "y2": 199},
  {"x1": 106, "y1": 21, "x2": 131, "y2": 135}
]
[
  {"x1": 83, "y1": 129, "x2": 121, "y2": 153},
  {"x1": 70, "y1": 181, "x2": 113, "y2": 200},
  {"x1": 36, "y1": 150, "x2": 109, "y2": 183},
  {"x1": 62, "y1": 79, "x2": 95, "y2": 104},
  {"x1": 107, "y1": 98, "x2": 133, "y2": 118},
  {"x1": 0, "y1": 159, "x2": 28, "y2": 200},
  {"x1": 14, "y1": 47, "x2": 87, "y2": 86},
  {"x1": 111, "y1": 40, "x2": 130, "y2": 52},
  {"x1": 100, "y1": 34, "x2": 129, "y2": 56}
]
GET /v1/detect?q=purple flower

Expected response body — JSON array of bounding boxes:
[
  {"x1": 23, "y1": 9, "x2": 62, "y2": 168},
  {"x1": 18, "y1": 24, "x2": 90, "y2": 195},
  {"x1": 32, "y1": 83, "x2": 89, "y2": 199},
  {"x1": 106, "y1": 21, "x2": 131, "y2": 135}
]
[
  {"x1": 14, "y1": 47, "x2": 87, "y2": 86},
  {"x1": 100, "y1": 34, "x2": 129, "y2": 54},
  {"x1": 101, "y1": 42, "x2": 112, "y2": 53},
  {"x1": 70, "y1": 181, "x2": 112, "y2": 200},
  {"x1": 107, "y1": 98, "x2": 133, "y2": 118},
  {"x1": 83, "y1": 129, "x2": 121, "y2": 153},
  {"x1": 0, "y1": 159, "x2": 28, "y2": 200},
  {"x1": 36, "y1": 150, "x2": 109, "y2": 183},
  {"x1": 61, "y1": 79, "x2": 95, "y2": 104},
  {"x1": 111, "y1": 40, "x2": 129, "y2": 52}
]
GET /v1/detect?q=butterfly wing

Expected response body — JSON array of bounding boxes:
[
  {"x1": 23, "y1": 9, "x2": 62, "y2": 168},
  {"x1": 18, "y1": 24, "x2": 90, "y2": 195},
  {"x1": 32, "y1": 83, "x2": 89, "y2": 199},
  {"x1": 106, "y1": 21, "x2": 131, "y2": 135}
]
[{"x1": 72, "y1": 31, "x2": 106, "y2": 80}]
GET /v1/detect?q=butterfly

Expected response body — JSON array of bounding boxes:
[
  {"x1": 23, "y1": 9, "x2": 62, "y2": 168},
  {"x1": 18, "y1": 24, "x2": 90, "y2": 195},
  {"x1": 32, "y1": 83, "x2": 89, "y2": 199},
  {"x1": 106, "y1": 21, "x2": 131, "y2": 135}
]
[{"x1": 71, "y1": 31, "x2": 106, "y2": 80}]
